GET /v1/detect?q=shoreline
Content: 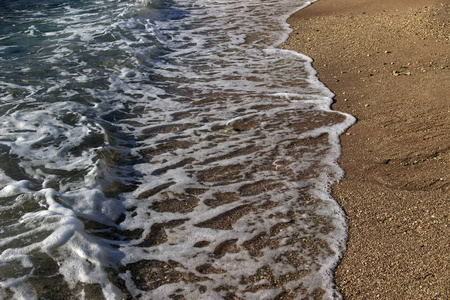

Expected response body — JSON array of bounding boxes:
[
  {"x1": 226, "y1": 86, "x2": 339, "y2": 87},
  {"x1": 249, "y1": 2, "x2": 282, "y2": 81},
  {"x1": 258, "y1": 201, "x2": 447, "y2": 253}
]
[{"x1": 282, "y1": 0, "x2": 449, "y2": 298}]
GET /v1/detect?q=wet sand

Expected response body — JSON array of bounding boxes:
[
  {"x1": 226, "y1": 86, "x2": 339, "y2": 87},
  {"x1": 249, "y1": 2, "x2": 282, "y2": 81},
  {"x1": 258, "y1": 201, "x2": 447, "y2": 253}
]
[{"x1": 282, "y1": 0, "x2": 450, "y2": 298}]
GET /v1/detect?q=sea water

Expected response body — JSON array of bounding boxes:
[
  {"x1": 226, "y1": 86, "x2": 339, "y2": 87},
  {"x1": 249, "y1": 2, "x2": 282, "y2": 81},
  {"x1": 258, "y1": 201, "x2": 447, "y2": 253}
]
[{"x1": 0, "y1": 0, "x2": 355, "y2": 299}]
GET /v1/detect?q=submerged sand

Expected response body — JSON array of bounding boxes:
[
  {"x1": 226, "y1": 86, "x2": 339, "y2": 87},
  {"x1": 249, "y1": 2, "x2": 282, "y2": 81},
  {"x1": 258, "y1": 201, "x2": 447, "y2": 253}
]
[{"x1": 282, "y1": 0, "x2": 449, "y2": 298}]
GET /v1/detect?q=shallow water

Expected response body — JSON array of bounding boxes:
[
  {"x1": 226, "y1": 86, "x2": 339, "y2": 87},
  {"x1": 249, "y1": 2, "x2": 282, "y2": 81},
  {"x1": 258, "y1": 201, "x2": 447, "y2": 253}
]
[{"x1": 0, "y1": 0, "x2": 354, "y2": 298}]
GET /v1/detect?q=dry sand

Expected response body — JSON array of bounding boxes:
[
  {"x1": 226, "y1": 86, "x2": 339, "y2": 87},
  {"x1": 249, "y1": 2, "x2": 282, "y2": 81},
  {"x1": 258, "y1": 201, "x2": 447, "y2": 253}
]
[{"x1": 282, "y1": 0, "x2": 449, "y2": 298}]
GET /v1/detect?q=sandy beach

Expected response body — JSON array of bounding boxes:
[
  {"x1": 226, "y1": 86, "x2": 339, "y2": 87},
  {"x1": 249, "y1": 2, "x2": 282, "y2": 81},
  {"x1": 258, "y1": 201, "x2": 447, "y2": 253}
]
[{"x1": 282, "y1": 0, "x2": 450, "y2": 298}]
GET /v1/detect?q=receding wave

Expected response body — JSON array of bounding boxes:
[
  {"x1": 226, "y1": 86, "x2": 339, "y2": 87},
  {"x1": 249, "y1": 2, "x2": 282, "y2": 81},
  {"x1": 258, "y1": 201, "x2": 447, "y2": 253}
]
[{"x1": 0, "y1": 0, "x2": 354, "y2": 299}]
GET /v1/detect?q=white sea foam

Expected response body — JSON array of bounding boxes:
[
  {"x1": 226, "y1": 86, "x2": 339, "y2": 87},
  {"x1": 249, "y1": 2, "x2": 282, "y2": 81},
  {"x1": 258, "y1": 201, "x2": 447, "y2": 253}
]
[{"x1": 0, "y1": 0, "x2": 355, "y2": 298}]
